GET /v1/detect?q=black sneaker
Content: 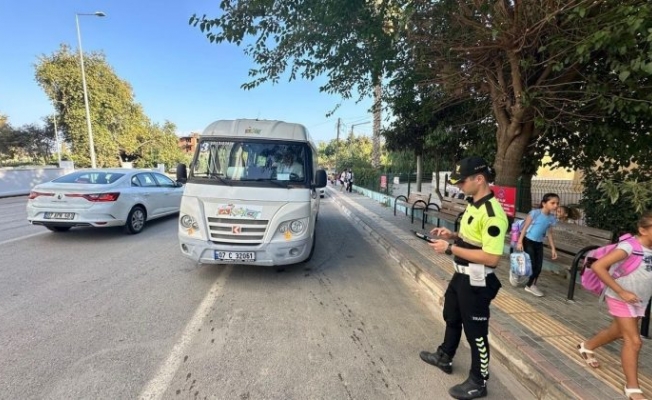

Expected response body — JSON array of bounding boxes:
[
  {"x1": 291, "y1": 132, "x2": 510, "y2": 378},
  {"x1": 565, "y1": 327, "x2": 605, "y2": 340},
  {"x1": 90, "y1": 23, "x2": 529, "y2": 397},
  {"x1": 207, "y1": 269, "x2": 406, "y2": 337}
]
[
  {"x1": 419, "y1": 348, "x2": 452, "y2": 374},
  {"x1": 448, "y1": 375, "x2": 487, "y2": 399}
]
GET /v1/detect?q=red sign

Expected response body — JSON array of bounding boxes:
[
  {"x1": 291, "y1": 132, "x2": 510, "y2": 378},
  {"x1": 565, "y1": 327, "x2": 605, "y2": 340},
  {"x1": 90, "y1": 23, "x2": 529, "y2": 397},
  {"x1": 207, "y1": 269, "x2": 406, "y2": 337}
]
[
  {"x1": 491, "y1": 185, "x2": 517, "y2": 217},
  {"x1": 380, "y1": 175, "x2": 387, "y2": 189}
]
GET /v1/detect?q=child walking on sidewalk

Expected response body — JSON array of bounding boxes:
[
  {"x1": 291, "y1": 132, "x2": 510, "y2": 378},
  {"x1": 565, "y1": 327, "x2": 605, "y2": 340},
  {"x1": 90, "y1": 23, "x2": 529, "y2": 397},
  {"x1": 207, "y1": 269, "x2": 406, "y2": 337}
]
[
  {"x1": 516, "y1": 193, "x2": 559, "y2": 297},
  {"x1": 578, "y1": 210, "x2": 652, "y2": 400}
]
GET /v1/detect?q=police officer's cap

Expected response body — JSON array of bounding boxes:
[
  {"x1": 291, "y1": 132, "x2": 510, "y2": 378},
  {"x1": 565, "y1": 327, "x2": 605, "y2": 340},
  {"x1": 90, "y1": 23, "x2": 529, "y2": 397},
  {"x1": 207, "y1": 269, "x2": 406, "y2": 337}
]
[{"x1": 449, "y1": 156, "x2": 492, "y2": 184}]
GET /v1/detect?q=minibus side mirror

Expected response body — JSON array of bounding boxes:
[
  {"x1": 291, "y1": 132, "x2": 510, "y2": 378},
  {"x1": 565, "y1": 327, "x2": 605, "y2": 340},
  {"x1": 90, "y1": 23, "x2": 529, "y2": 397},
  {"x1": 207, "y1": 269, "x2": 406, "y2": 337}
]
[
  {"x1": 176, "y1": 163, "x2": 188, "y2": 184},
  {"x1": 315, "y1": 169, "x2": 327, "y2": 188}
]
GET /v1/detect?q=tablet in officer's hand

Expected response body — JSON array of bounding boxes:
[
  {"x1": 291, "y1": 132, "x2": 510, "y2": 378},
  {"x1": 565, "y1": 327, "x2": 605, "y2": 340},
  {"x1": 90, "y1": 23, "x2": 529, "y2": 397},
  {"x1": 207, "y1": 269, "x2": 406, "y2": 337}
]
[{"x1": 412, "y1": 230, "x2": 435, "y2": 243}]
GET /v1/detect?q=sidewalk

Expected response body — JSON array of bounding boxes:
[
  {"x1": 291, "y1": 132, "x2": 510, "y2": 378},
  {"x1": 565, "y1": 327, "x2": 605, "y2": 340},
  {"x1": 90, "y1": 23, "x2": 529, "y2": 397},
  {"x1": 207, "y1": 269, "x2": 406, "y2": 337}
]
[{"x1": 328, "y1": 185, "x2": 652, "y2": 399}]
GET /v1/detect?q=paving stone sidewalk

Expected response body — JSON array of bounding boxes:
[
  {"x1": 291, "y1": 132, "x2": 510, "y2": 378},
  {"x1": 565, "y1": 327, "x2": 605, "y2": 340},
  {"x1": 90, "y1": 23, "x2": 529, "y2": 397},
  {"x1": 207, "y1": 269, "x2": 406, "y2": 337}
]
[{"x1": 328, "y1": 185, "x2": 652, "y2": 400}]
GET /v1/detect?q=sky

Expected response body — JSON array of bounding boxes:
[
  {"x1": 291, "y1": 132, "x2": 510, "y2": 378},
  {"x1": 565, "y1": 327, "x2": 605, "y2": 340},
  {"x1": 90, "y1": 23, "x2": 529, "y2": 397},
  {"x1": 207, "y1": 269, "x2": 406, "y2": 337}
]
[{"x1": 0, "y1": 0, "x2": 375, "y2": 143}]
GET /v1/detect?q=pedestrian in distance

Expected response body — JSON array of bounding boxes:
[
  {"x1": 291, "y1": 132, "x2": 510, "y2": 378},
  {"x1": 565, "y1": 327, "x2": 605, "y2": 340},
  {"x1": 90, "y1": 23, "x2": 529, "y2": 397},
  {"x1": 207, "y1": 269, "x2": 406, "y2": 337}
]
[
  {"x1": 339, "y1": 170, "x2": 346, "y2": 192},
  {"x1": 578, "y1": 210, "x2": 652, "y2": 400},
  {"x1": 419, "y1": 156, "x2": 508, "y2": 400},
  {"x1": 346, "y1": 168, "x2": 354, "y2": 193},
  {"x1": 516, "y1": 193, "x2": 560, "y2": 297}
]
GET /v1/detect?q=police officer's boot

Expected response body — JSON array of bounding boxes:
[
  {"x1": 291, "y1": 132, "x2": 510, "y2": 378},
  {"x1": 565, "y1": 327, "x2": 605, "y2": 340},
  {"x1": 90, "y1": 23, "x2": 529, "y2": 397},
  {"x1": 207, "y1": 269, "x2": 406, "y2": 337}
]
[
  {"x1": 418, "y1": 347, "x2": 452, "y2": 374},
  {"x1": 448, "y1": 374, "x2": 487, "y2": 399}
]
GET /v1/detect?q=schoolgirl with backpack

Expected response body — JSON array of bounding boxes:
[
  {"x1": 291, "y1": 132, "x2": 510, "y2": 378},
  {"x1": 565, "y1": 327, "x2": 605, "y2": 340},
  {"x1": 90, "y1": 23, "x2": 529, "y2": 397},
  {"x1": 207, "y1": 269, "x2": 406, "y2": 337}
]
[
  {"x1": 516, "y1": 193, "x2": 561, "y2": 297},
  {"x1": 578, "y1": 210, "x2": 652, "y2": 400}
]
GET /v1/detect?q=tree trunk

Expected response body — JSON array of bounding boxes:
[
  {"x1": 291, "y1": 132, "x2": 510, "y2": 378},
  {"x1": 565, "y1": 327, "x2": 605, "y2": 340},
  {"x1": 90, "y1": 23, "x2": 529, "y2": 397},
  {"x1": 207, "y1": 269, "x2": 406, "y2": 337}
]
[
  {"x1": 493, "y1": 120, "x2": 532, "y2": 187},
  {"x1": 434, "y1": 159, "x2": 443, "y2": 201}
]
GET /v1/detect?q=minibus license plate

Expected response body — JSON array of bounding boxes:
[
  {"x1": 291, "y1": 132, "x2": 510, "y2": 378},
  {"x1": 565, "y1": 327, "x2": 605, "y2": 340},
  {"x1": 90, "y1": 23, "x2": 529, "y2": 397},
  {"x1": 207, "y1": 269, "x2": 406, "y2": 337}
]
[{"x1": 215, "y1": 251, "x2": 255, "y2": 261}]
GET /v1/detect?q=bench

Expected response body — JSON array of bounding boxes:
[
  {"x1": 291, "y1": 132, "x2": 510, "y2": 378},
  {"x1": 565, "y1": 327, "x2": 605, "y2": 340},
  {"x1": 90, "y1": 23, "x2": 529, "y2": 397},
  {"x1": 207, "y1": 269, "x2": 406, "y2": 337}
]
[
  {"x1": 511, "y1": 211, "x2": 614, "y2": 300},
  {"x1": 393, "y1": 192, "x2": 431, "y2": 225},
  {"x1": 422, "y1": 195, "x2": 468, "y2": 230}
]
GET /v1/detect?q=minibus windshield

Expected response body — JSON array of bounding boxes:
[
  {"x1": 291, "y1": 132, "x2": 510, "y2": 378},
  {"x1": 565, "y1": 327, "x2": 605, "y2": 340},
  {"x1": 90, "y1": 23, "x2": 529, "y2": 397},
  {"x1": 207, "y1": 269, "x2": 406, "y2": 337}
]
[{"x1": 190, "y1": 139, "x2": 309, "y2": 186}]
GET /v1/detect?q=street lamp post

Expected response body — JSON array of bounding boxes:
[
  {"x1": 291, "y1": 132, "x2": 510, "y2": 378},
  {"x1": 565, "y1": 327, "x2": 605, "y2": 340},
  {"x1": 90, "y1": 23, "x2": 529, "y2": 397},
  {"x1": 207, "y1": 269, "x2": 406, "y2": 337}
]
[
  {"x1": 76, "y1": 11, "x2": 105, "y2": 168},
  {"x1": 51, "y1": 83, "x2": 64, "y2": 167},
  {"x1": 350, "y1": 121, "x2": 371, "y2": 136},
  {"x1": 52, "y1": 114, "x2": 62, "y2": 166}
]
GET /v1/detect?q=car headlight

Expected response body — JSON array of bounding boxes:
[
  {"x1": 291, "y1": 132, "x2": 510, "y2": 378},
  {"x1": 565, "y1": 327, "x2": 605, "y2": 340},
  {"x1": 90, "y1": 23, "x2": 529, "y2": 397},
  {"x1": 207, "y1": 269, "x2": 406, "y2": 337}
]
[{"x1": 180, "y1": 214, "x2": 198, "y2": 229}]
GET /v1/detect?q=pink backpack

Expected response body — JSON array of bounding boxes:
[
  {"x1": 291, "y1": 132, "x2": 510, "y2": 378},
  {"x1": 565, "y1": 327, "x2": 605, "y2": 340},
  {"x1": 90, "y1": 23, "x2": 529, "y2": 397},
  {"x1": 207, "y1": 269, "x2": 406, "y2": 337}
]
[{"x1": 580, "y1": 233, "x2": 644, "y2": 296}]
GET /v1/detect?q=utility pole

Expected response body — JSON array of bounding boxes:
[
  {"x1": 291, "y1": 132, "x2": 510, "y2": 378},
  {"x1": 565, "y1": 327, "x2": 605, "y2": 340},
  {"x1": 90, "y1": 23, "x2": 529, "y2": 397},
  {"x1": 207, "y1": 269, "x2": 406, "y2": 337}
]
[
  {"x1": 350, "y1": 121, "x2": 371, "y2": 136},
  {"x1": 336, "y1": 117, "x2": 341, "y2": 141},
  {"x1": 372, "y1": 83, "x2": 381, "y2": 168},
  {"x1": 335, "y1": 118, "x2": 341, "y2": 171}
]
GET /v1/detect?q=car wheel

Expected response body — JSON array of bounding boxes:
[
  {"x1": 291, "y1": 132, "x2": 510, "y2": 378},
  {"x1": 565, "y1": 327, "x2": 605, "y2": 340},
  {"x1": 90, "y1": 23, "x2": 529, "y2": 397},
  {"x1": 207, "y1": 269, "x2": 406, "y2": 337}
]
[
  {"x1": 125, "y1": 206, "x2": 146, "y2": 234},
  {"x1": 46, "y1": 226, "x2": 71, "y2": 232}
]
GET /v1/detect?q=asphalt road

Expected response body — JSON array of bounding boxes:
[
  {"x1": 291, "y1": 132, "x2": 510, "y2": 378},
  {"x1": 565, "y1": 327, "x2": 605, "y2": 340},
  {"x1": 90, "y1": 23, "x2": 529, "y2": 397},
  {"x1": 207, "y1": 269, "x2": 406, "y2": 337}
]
[{"x1": 0, "y1": 194, "x2": 530, "y2": 399}]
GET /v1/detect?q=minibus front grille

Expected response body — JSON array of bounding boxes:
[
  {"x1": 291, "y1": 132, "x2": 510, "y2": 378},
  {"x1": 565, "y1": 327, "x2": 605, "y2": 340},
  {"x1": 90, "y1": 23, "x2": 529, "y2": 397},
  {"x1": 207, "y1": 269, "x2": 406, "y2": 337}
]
[{"x1": 206, "y1": 217, "x2": 268, "y2": 244}]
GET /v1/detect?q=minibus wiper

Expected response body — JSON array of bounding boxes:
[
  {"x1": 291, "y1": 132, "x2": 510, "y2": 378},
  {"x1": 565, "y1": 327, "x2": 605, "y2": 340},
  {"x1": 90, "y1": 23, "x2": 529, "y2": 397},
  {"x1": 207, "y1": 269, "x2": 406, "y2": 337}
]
[
  {"x1": 209, "y1": 174, "x2": 229, "y2": 185},
  {"x1": 251, "y1": 179, "x2": 287, "y2": 188}
]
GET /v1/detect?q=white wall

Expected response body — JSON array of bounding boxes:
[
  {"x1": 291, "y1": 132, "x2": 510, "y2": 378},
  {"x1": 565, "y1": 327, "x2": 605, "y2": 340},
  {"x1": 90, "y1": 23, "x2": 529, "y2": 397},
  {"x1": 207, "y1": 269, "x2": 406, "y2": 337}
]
[{"x1": 0, "y1": 167, "x2": 71, "y2": 197}]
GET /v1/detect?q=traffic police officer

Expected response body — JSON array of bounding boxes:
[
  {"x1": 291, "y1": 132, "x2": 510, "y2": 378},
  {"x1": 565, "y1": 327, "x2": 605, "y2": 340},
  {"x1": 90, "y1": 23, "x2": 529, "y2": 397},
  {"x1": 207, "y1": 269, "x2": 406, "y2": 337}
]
[{"x1": 419, "y1": 156, "x2": 508, "y2": 400}]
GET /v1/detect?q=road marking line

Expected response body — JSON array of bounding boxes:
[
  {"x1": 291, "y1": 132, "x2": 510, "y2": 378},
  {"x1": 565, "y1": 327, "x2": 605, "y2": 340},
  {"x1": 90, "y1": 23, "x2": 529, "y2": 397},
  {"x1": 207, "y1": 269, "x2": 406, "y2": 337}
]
[
  {"x1": 139, "y1": 264, "x2": 233, "y2": 400},
  {"x1": 0, "y1": 231, "x2": 48, "y2": 246}
]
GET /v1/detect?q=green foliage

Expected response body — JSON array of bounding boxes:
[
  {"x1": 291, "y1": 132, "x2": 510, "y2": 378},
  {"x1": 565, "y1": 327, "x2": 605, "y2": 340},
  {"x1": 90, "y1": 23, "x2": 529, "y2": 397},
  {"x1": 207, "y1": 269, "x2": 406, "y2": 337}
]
[
  {"x1": 581, "y1": 170, "x2": 652, "y2": 235},
  {"x1": 317, "y1": 132, "x2": 377, "y2": 173},
  {"x1": 135, "y1": 121, "x2": 188, "y2": 169},
  {"x1": 34, "y1": 44, "x2": 183, "y2": 168},
  {"x1": 599, "y1": 178, "x2": 652, "y2": 215},
  {"x1": 0, "y1": 118, "x2": 55, "y2": 165},
  {"x1": 193, "y1": 0, "x2": 652, "y2": 187},
  {"x1": 191, "y1": 0, "x2": 403, "y2": 101},
  {"x1": 353, "y1": 165, "x2": 383, "y2": 191},
  {"x1": 544, "y1": 2, "x2": 652, "y2": 173}
]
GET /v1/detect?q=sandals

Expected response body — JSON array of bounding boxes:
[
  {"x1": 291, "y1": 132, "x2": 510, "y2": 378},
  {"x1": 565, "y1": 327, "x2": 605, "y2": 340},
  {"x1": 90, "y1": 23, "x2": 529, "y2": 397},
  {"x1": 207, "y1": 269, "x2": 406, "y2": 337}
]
[
  {"x1": 577, "y1": 342, "x2": 600, "y2": 368},
  {"x1": 624, "y1": 386, "x2": 648, "y2": 400}
]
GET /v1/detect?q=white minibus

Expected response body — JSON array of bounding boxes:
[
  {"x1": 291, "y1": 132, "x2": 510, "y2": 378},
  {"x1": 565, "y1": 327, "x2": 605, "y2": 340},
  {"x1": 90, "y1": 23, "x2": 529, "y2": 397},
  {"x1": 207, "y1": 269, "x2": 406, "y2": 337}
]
[{"x1": 176, "y1": 119, "x2": 327, "y2": 266}]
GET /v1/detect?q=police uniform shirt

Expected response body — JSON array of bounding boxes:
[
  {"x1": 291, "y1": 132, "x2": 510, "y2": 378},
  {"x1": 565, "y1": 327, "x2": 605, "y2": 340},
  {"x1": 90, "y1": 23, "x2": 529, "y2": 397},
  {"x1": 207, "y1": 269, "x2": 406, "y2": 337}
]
[{"x1": 455, "y1": 193, "x2": 508, "y2": 266}]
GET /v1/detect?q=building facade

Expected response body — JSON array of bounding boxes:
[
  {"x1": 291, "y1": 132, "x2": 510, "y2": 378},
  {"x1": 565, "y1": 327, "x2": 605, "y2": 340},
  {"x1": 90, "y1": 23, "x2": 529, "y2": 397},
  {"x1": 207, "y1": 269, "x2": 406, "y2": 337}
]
[{"x1": 178, "y1": 133, "x2": 199, "y2": 154}]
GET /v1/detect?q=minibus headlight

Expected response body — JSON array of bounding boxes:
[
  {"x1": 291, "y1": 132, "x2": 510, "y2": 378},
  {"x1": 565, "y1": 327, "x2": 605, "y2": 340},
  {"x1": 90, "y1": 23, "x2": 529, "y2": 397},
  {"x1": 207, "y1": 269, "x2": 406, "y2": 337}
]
[
  {"x1": 278, "y1": 219, "x2": 306, "y2": 235},
  {"x1": 289, "y1": 220, "x2": 305, "y2": 234},
  {"x1": 180, "y1": 214, "x2": 198, "y2": 229}
]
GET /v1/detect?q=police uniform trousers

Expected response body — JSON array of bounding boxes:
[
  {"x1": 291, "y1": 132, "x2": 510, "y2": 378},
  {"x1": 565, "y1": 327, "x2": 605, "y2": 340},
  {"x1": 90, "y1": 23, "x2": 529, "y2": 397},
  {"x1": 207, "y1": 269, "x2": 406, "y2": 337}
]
[{"x1": 440, "y1": 271, "x2": 501, "y2": 381}]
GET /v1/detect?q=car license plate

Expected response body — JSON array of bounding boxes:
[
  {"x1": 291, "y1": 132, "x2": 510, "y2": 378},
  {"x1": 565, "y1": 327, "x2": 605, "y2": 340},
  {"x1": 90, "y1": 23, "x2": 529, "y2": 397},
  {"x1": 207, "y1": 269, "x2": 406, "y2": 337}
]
[
  {"x1": 44, "y1": 212, "x2": 75, "y2": 220},
  {"x1": 214, "y1": 251, "x2": 256, "y2": 262}
]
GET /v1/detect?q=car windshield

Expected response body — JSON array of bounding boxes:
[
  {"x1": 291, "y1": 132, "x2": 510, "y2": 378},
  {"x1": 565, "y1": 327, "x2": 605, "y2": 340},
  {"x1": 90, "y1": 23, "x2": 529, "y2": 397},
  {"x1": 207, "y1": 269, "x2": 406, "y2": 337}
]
[
  {"x1": 190, "y1": 139, "x2": 309, "y2": 186},
  {"x1": 53, "y1": 172, "x2": 125, "y2": 184}
]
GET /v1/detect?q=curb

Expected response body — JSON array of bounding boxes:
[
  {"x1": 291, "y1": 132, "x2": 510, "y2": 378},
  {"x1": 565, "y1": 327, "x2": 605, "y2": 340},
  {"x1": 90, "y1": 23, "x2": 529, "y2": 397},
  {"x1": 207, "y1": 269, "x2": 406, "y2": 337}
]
[{"x1": 330, "y1": 191, "x2": 579, "y2": 399}]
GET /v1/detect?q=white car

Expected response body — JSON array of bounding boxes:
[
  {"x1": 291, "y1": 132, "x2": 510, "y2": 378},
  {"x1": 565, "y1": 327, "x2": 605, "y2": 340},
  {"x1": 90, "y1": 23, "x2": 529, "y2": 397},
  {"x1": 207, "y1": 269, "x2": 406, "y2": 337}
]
[{"x1": 26, "y1": 169, "x2": 184, "y2": 234}]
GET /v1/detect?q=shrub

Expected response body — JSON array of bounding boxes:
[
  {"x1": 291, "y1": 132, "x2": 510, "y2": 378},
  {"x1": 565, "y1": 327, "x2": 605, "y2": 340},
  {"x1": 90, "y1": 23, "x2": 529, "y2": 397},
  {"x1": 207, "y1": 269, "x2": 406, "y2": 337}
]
[{"x1": 581, "y1": 170, "x2": 652, "y2": 236}]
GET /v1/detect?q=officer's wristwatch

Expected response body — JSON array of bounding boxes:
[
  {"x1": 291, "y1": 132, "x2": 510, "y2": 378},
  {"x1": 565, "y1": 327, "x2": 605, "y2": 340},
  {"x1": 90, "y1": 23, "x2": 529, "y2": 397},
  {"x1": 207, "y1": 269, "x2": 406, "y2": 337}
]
[{"x1": 445, "y1": 243, "x2": 453, "y2": 256}]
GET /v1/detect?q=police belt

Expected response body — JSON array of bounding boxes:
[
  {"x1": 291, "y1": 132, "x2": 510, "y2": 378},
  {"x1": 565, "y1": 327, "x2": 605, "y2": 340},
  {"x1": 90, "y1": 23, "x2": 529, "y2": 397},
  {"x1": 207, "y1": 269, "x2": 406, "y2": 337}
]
[{"x1": 453, "y1": 263, "x2": 495, "y2": 276}]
